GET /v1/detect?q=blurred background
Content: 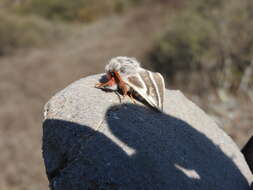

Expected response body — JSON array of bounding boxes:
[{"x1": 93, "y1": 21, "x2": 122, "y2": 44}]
[{"x1": 0, "y1": 0, "x2": 252, "y2": 189}]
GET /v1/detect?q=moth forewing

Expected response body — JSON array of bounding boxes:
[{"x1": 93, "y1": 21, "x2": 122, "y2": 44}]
[
  {"x1": 152, "y1": 72, "x2": 165, "y2": 110},
  {"x1": 124, "y1": 69, "x2": 165, "y2": 111}
]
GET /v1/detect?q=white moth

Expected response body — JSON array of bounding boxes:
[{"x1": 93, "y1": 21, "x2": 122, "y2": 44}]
[{"x1": 95, "y1": 56, "x2": 165, "y2": 111}]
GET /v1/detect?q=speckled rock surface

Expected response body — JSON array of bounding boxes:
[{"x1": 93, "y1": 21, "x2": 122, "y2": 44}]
[{"x1": 42, "y1": 74, "x2": 253, "y2": 190}]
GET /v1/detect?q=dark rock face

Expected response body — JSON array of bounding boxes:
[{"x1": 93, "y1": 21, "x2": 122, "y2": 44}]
[
  {"x1": 42, "y1": 74, "x2": 253, "y2": 190},
  {"x1": 242, "y1": 136, "x2": 253, "y2": 174}
]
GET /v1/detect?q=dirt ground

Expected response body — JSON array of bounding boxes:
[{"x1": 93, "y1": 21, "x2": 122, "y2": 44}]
[{"x1": 0, "y1": 3, "x2": 252, "y2": 190}]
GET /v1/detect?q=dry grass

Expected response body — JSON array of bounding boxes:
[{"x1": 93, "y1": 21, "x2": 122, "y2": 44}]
[{"x1": 0, "y1": 10, "x2": 68, "y2": 56}]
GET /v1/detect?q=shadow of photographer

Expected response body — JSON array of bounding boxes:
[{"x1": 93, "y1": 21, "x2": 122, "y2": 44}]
[{"x1": 43, "y1": 103, "x2": 250, "y2": 190}]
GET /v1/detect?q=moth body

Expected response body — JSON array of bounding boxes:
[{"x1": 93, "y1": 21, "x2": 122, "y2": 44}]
[{"x1": 96, "y1": 56, "x2": 165, "y2": 110}]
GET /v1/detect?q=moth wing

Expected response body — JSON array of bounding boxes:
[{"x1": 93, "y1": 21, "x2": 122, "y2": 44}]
[
  {"x1": 123, "y1": 69, "x2": 165, "y2": 110},
  {"x1": 151, "y1": 72, "x2": 165, "y2": 110},
  {"x1": 123, "y1": 74, "x2": 156, "y2": 108}
]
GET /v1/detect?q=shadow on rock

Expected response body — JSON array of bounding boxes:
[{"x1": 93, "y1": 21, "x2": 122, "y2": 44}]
[{"x1": 43, "y1": 104, "x2": 250, "y2": 190}]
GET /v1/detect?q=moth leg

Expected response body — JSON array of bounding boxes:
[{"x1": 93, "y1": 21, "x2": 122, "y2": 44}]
[
  {"x1": 129, "y1": 91, "x2": 136, "y2": 104},
  {"x1": 114, "y1": 71, "x2": 129, "y2": 98},
  {"x1": 114, "y1": 91, "x2": 122, "y2": 103},
  {"x1": 122, "y1": 84, "x2": 128, "y2": 97},
  {"x1": 95, "y1": 77, "x2": 115, "y2": 88}
]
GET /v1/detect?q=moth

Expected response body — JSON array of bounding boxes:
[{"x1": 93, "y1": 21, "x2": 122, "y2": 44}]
[{"x1": 95, "y1": 56, "x2": 165, "y2": 111}]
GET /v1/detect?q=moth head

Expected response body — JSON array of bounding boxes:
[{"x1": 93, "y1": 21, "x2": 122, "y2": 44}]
[
  {"x1": 99, "y1": 73, "x2": 118, "y2": 91},
  {"x1": 105, "y1": 56, "x2": 141, "y2": 76}
]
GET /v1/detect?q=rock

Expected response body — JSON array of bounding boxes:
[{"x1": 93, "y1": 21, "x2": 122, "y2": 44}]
[
  {"x1": 42, "y1": 74, "x2": 253, "y2": 190},
  {"x1": 242, "y1": 136, "x2": 253, "y2": 174}
]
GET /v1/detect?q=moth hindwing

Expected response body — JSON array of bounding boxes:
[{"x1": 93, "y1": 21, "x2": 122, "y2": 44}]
[{"x1": 124, "y1": 69, "x2": 165, "y2": 111}]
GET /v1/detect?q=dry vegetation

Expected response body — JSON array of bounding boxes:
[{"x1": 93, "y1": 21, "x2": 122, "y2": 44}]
[
  {"x1": 0, "y1": 0, "x2": 252, "y2": 189},
  {"x1": 148, "y1": 0, "x2": 253, "y2": 146}
]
